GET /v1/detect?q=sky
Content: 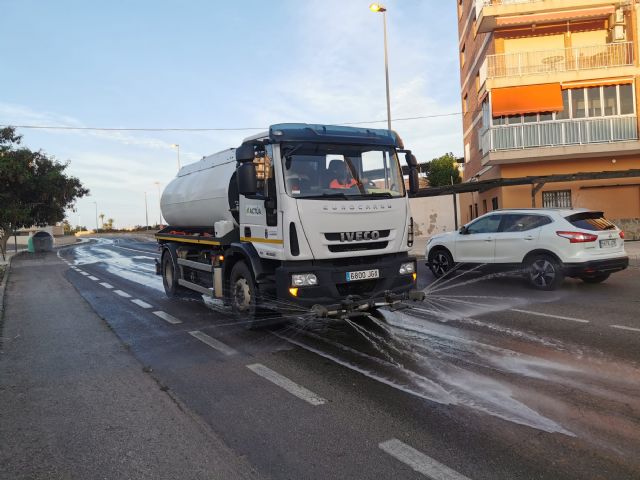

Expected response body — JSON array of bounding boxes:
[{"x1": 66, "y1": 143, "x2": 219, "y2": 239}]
[{"x1": 1, "y1": 0, "x2": 462, "y2": 229}]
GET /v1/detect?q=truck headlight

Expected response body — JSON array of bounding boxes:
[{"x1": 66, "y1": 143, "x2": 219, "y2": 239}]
[
  {"x1": 399, "y1": 262, "x2": 415, "y2": 275},
  {"x1": 292, "y1": 273, "x2": 318, "y2": 287}
]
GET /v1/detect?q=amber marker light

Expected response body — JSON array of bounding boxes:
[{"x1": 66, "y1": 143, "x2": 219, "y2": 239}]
[
  {"x1": 289, "y1": 287, "x2": 299, "y2": 297},
  {"x1": 412, "y1": 273, "x2": 417, "y2": 282},
  {"x1": 369, "y1": 3, "x2": 386, "y2": 12}
]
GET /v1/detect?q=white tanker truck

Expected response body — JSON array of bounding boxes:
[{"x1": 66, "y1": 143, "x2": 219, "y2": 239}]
[{"x1": 156, "y1": 123, "x2": 424, "y2": 322}]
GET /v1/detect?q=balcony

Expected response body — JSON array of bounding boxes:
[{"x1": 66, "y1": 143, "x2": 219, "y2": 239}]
[
  {"x1": 477, "y1": 0, "x2": 618, "y2": 33},
  {"x1": 481, "y1": 116, "x2": 638, "y2": 155},
  {"x1": 487, "y1": 43, "x2": 633, "y2": 79}
]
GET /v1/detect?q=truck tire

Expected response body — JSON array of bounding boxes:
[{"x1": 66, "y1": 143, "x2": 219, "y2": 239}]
[
  {"x1": 229, "y1": 261, "x2": 258, "y2": 325},
  {"x1": 526, "y1": 254, "x2": 564, "y2": 291},
  {"x1": 162, "y1": 251, "x2": 180, "y2": 297}
]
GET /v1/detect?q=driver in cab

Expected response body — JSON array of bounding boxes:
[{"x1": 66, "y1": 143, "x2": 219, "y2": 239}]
[{"x1": 328, "y1": 160, "x2": 358, "y2": 189}]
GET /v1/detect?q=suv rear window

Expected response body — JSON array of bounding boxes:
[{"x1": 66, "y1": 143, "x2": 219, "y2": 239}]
[{"x1": 565, "y1": 212, "x2": 616, "y2": 231}]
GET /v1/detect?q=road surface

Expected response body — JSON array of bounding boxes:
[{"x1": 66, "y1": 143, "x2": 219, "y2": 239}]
[{"x1": 45, "y1": 236, "x2": 640, "y2": 479}]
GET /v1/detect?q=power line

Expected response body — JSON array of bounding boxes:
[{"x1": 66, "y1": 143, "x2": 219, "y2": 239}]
[{"x1": 0, "y1": 111, "x2": 462, "y2": 132}]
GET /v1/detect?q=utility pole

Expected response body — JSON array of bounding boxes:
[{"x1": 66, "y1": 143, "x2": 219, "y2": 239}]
[
  {"x1": 144, "y1": 192, "x2": 149, "y2": 230},
  {"x1": 92, "y1": 201, "x2": 99, "y2": 234},
  {"x1": 154, "y1": 182, "x2": 162, "y2": 227}
]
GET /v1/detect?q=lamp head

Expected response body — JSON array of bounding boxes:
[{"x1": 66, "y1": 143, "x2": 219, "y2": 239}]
[{"x1": 369, "y1": 3, "x2": 386, "y2": 13}]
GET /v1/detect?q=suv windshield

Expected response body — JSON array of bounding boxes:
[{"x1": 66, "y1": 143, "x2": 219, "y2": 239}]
[{"x1": 281, "y1": 143, "x2": 405, "y2": 199}]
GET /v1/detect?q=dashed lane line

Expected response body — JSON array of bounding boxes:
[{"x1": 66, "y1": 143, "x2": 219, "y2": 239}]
[
  {"x1": 153, "y1": 311, "x2": 182, "y2": 325},
  {"x1": 510, "y1": 308, "x2": 589, "y2": 324},
  {"x1": 131, "y1": 298, "x2": 153, "y2": 309},
  {"x1": 80, "y1": 272, "x2": 90, "y2": 276},
  {"x1": 114, "y1": 290, "x2": 132, "y2": 298},
  {"x1": 610, "y1": 324, "x2": 640, "y2": 333},
  {"x1": 246, "y1": 363, "x2": 326, "y2": 406},
  {"x1": 189, "y1": 330, "x2": 237, "y2": 356},
  {"x1": 99, "y1": 282, "x2": 114, "y2": 289},
  {"x1": 379, "y1": 439, "x2": 472, "y2": 480},
  {"x1": 88, "y1": 276, "x2": 99, "y2": 281}
]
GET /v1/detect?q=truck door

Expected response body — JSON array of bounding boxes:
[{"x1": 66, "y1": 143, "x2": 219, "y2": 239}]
[{"x1": 239, "y1": 145, "x2": 284, "y2": 258}]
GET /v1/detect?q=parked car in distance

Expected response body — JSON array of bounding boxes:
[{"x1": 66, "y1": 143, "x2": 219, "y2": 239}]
[{"x1": 425, "y1": 208, "x2": 629, "y2": 290}]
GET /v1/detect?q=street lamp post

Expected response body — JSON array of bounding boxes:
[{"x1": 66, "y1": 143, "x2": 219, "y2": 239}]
[
  {"x1": 92, "y1": 201, "x2": 99, "y2": 234},
  {"x1": 154, "y1": 182, "x2": 162, "y2": 227},
  {"x1": 144, "y1": 192, "x2": 149, "y2": 230},
  {"x1": 171, "y1": 144, "x2": 181, "y2": 172},
  {"x1": 370, "y1": 3, "x2": 392, "y2": 131}
]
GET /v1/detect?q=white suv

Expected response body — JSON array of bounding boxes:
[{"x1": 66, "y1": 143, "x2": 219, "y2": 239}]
[{"x1": 425, "y1": 208, "x2": 629, "y2": 290}]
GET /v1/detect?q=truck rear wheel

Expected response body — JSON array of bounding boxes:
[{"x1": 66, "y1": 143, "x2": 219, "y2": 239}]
[
  {"x1": 162, "y1": 251, "x2": 180, "y2": 297},
  {"x1": 229, "y1": 261, "x2": 258, "y2": 326}
]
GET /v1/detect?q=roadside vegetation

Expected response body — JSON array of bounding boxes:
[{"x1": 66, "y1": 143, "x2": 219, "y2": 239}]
[{"x1": 0, "y1": 127, "x2": 88, "y2": 260}]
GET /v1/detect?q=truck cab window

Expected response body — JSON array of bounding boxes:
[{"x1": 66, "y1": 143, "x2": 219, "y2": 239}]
[{"x1": 254, "y1": 146, "x2": 274, "y2": 198}]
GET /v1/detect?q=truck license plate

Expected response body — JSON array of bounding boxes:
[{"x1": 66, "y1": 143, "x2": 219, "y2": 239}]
[
  {"x1": 600, "y1": 239, "x2": 616, "y2": 248},
  {"x1": 346, "y1": 269, "x2": 379, "y2": 282}
]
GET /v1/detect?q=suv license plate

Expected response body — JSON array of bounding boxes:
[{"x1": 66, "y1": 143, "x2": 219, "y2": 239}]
[
  {"x1": 346, "y1": 269, "x2": 380, "y2": 282},
  {"x1": 600, "y1": 239, "x2": 616, "y2": 248}
]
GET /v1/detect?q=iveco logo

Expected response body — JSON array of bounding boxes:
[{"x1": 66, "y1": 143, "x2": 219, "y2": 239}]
[{"x1": 340, "y1": 231, "x2": 381, "y2": 242}]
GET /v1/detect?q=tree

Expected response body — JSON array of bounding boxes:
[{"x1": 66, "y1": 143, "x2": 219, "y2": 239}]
[
  {"x1": 99, "y1": 213, "x2": 105, "y2": 231},
  {"x1": 104, "y1": 218, "x2": 114, "y2": 230},
  {"x1": 0, "y1": 127, "x2": 89, "y2": 259},
  {"x1": 426, "y1": 153, "x2": 462, "y2": 188}
]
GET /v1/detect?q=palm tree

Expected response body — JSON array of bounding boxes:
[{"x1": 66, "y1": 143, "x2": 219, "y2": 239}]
[
  {"x1": 99, "y1": 213, "x2": 105, "y2": 230},
  {"x1": 106, "y1": 218, "x2": 114, "y2": 230}
]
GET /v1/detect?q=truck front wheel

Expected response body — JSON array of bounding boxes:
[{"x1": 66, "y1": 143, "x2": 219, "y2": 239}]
[
  {"x1": 162, "y1": 251, "x2": 180, "y2": 297},
  {"x1": 230, "y1": 261, "x2": 258, "y2": 321}
]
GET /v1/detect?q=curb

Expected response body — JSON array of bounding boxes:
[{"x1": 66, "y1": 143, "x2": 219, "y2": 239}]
[{"x1": 0, "y1": 254, "x2": 16, "y2": 320}]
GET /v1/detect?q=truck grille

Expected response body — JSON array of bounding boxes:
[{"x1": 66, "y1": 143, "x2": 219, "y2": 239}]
[
  {"x1": 328, "y1": 242, "x2": 388, "y2": 253},
  {"x1": 336, "y1": 280, "x2": 378, "y2": 298}
]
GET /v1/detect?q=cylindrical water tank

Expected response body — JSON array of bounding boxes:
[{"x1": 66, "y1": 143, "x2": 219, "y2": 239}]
[{"x1": 161, "y1": 149, "x2": 238, "y2": 228}]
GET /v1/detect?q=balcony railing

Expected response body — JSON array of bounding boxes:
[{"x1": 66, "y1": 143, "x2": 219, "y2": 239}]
[
  {"x1": 481, "y1": 116, "x2": 638, "y2": 152},
  {"x1": 487, "y1": 42, "x2": 633, "y2": 79}
]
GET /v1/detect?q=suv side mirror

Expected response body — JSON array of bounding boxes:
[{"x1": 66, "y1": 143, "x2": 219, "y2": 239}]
[
  {"x1": 237, "y1": 162, "x2": 257, "y2": 196},
  {"x1": 459, "y1": 226, "x2": 469, "y2": 235}
]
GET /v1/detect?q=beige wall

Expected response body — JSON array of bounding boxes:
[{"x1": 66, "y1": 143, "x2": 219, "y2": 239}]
[
  {"x1": 504, "y1": 34, "x2": 564, "y2": 53},
  {"x1": 410, "y1": 196, "x2": 461, "y2": 237}
]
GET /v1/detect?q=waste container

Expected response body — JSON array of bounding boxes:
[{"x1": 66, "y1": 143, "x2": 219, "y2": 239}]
[{"x1": 31, "y1": 231, "x2": 54, "y2": 252}]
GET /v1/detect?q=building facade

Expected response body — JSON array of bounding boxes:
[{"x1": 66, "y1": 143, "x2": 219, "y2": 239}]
[{"x1": 457, "y1": 0, "x2": 640, "y2": 237}]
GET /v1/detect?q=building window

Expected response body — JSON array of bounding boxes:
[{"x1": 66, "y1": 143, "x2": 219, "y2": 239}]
[
  {"x1": 542, "y1": 190, "x2": 572, "y2": 208},
  {"x1": 460, "y1": 44, "x2": 466, "y2": 67},
  {"x1": 620, "y1": 83, "x2": 634, "y2": 114},
  {"x1": 469, "y1": 205, "x2": 473, "y2": 221},
  {"x1": 463, "y1": 94, "x2": 468, "y2": 114},
  {"x1": 491, "y1": 197, "x2": 498, "y2": 210},
  {"x1": 474, "y1": 203, "x2": 479, "y2": 218},
  {"x1": 458, "y1": 0, "x2": 463, "y2": 19},
  {"x1": 482, "y1": 199, "x2": 487, "y2": 213}
]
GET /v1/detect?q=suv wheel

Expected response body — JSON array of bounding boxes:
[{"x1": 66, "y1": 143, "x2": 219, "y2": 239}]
[
  {"x1": 428, "y1": 249, "x2": 454, "y2": 278},
  {"x1": 526, "y1": 254, "x2": 564, "y2": 291}
]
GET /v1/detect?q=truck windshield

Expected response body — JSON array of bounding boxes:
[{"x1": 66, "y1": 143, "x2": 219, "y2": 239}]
[{"x1": 281, "y1": 143, "x2": 405, "y2": 199}]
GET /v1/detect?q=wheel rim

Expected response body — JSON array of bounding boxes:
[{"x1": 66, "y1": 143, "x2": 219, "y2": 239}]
[
  {"x1": 233, "y1": 277, "x2": 252, "y2": 312},
  {"x1": 530, "y1": 259, "x2": 556, "y2": 287},
  {"x1": 432, "y1": 253, "x2": 450, "y2": 276}
]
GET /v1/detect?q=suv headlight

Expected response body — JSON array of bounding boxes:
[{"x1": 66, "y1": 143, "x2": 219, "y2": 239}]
[
  {"x1": 399, "y1": 262, "x2": 415, "y2": 275},
  {"x1": 292, "y1": 273, "x2": 318, "y2": 287}
]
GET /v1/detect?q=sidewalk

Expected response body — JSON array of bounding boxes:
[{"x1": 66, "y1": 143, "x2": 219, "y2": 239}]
[{"x1": 0, "y1": 253, "x2": 261, "y2": 480}]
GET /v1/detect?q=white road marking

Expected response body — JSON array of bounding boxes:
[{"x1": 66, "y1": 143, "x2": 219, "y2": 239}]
[
  {"x1": 131, "y1": 298, "x2": 152, "y2": 309},
  {"x1": 80, "y1": 272, "x2": 90, "y2": 276},
  {"x1": 246, "y1": 363, "x2": 326, "y2": 406},
  {"x1": 189, "y1": 330, "x2": 237, "y2": 356},
  {"x1": 112, "y1": 244, "x2": 159, "y2": 255},
  {"x1": 379, "y1": 439, "x2": 471, "y2": 480},
  {"x1": 99, "y1": 282, "x2": 114, "y2": 289},
  {"x1": 88, "y1": 275, "x2": 99, "y2": 281},
  {"x1": 510, "y1": 308, "x2": 589, "y2": 324},
  {"x1": 153, "y1": 311, "x2": 182, "y2": 325},
  {"x1": 114, "y1": 290, "x2": 132, "y2": 298},
  {"x1": 610, "y1": 324, "x2": 640, "y2": 333}
]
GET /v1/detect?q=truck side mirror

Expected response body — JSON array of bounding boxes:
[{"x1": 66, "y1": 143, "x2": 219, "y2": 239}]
[
  {"x1": 405, "y1": 152, "x2": 418, "y2": 168},
  {"x1": 408, "y1": 168, "x2": 420, "y2": 195},
  {"x1": 237, "y1": 162, "x2": 257, "y2": 196},
  {"x1": 235, "y1": 144, "x2": 255, "y2": 163}
]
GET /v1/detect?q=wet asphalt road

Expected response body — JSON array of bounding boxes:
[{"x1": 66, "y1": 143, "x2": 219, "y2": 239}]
[{"x1": 57, "y1": 236, "x2": 640, "y2": 479}]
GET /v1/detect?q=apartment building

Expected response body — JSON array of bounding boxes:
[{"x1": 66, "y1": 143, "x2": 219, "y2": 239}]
[{"x1": 457, "y1": 0, "x2": 640, "y2": 236}]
